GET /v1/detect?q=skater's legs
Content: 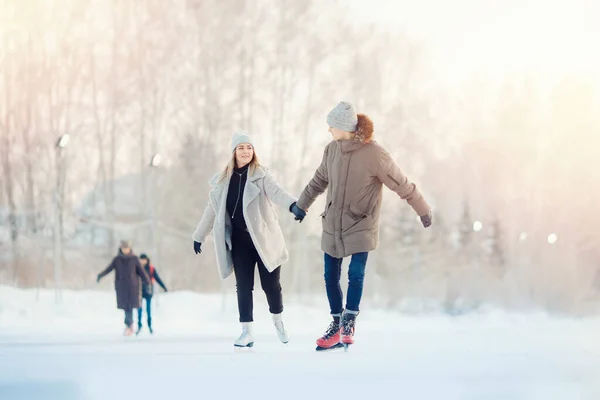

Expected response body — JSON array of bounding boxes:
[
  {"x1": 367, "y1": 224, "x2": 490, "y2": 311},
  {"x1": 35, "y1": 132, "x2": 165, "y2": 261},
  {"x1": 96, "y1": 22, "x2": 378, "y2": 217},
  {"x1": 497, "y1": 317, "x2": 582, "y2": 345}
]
[
  {"x1": 233, "y1": 259, "x2": 256, "y2": 322},
  {"x1": 124, "y1": 309, "x2": 133, "y2": 327},
  {"x1": 345, "y1": 252, "x2": 368, "y2": 312},
  {"x1": 257, "y1": 261, "x2": 288, "y2": 343},
  {"x1": 257, "y1": 261, "x2": 283, "y2": 314},
  {"x1": 146, "y1": 296, "x2": 152, "y2": 328},
  {"x1": 324, "y1": 253, "x2": 344, "y2": 315},
  {"x1": 232, "y1": 230, "x2": 258, "y2": 322},
  {"x1": 137, "y1": 305, "x2": 143, "y2": 328}
]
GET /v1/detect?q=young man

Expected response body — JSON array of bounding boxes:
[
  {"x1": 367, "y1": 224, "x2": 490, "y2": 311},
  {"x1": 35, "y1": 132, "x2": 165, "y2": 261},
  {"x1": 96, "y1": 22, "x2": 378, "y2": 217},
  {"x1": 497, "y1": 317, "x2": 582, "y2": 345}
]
[
  {"x1": 136, "y1": 253, "x2": 168, "y2": 335},
  {"x1": 294, "y1": 101, "x2": 432, "y2": 350}
]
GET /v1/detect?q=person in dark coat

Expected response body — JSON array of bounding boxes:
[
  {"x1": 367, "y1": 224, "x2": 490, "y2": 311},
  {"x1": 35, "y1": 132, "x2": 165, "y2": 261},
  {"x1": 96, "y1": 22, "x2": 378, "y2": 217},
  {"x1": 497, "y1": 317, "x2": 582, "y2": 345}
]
[
  {"x1": 136, "y1": 253, "x2": 167, "y2": 335},
  {"x1": 97, "y1": 240, "x2": 151, "y2": 336}
]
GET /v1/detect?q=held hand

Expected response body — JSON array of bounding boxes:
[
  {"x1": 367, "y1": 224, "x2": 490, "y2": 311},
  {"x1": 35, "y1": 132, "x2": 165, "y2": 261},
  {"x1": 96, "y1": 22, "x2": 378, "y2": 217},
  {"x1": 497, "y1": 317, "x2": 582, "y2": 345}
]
[
  {"x1": 96, "y1": 276, "x2": 101, "y2": 283},
  {"x1": 420, "y1": 210, "x2": 432, "y2": 228},
  {"x1": 194, "y1": 241, "x2": 202, "y2": 254},
  {"x1": 290, "y1": 202, "x2": 306, "y2": 223}
]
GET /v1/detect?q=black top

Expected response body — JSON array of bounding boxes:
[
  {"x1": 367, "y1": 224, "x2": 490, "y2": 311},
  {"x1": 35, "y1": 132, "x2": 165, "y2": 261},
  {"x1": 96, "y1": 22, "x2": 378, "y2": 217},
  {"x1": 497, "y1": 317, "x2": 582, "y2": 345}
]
[
  {"x1": 226, "y1": 164, "x2": 249, "y2": 232},
  {"x1": 141, "y1": 263, "x2": 167, "y2": 297}
]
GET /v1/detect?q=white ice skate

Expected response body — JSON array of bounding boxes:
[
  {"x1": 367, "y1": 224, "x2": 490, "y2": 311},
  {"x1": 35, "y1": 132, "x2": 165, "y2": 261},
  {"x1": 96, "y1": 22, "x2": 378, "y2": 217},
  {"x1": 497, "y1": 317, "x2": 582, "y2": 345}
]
[
  {"x1": 272, "y1": 313, "x2": 289, "y2": 344},
  {"x1": 234, "y1": 322, "x2": 254, "y2": 348}
]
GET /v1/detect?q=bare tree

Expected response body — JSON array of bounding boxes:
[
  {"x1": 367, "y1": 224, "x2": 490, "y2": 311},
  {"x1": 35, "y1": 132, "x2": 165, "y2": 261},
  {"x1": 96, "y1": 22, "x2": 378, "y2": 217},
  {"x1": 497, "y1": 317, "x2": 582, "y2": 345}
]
[{"x1": 0, "y1": 3, "x2": 20, "y2": 281}]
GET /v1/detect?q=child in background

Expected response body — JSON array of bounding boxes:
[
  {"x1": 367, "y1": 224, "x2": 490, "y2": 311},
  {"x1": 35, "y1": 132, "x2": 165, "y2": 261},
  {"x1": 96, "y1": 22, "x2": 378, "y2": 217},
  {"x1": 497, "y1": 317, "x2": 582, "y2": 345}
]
[{"x1": 137, "y1": 253, "x2": 168, "y2": 335}]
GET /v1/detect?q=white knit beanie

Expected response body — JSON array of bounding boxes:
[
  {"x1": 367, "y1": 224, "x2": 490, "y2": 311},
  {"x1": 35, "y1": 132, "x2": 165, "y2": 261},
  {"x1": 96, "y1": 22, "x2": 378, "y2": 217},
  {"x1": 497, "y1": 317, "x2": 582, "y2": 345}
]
[
  {"x1": 327, "y1": 101, "x2": 358, "y2": 132},
  {"x1": 230, "y1": 132, "x2": 254, "y2": 153}
]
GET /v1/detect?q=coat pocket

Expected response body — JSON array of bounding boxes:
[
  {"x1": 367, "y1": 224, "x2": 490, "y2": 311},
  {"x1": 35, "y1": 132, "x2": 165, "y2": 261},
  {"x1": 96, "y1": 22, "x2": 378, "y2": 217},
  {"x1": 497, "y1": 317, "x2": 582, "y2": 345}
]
[
  {"x1": 321, "y1": 201, "x2": 334, "y2": 234},
  {"x1": 320, "y1": 201, "x2": 333, "y2": 218},
  {"x1": 343, "y1": 212, "x2": 369, "y2": 233},
  {"x1": 342, "y1": 212, "x2": 374, "y2": 235},
  {"x1": 348, "y1": 186, "x2": 377, "y2": 219}
]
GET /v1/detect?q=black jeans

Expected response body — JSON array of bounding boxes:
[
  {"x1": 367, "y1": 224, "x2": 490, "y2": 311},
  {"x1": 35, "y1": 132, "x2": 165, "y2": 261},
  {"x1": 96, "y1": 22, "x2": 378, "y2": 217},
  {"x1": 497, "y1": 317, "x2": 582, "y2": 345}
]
[
  {"x1": 324, "y1": 252, "x2": 369, "y2": 315},
  {"x1": 137, "y1": 296, "x2": 152, "y2": 328},
  {"x1": 124, "y1": 309, "x2": 133, "y2": 327},
  {"x1": 232, "y1": 229, "x2": 283, "y2": 322}
]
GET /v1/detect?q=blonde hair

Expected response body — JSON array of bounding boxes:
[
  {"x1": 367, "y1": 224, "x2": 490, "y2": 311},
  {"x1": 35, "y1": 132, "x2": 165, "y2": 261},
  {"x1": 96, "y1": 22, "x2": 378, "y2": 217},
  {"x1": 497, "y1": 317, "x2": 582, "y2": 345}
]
[{"x1": 218, "y1": 148, "x2": 261, "y2": 182}]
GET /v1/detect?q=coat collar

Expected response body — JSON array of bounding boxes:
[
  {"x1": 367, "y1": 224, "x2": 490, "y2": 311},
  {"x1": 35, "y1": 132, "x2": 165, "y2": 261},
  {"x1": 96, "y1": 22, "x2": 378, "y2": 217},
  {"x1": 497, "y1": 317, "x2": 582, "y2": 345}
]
[
  {"x1": 248, "y1": 166, "x2": 265, "y2": 182},
  {"x1": 338, "y1": 139, "x2": 365, "y2": 154}
]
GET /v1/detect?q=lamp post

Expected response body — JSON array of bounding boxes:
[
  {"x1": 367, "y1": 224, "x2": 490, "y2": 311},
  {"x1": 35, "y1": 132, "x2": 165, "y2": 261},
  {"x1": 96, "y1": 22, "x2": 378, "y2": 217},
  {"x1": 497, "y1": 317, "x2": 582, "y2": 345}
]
[
  {"x1": 149, "y1": 154, "x2": 161, "y2": 274},
  {"x1": 54, "y1": 134, "x2": 69, "y2": 304},
  {"x1": 471, "y1": 220, "x2": 483, "y2": 275}
]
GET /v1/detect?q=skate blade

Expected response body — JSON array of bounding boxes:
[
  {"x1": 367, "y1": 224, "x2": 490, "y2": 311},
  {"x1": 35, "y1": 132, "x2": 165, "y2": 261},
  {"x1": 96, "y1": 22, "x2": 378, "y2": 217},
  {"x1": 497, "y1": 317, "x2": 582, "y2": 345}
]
[
  {"x1": 315, "y1": 343, "x2": 344, "y2": 352},
  {"x1": 234, "y1": 342, "x2": 254, "y2": 349},
  {"x1": 233, "y1": 345, "x2": 254, "y2": 353}
]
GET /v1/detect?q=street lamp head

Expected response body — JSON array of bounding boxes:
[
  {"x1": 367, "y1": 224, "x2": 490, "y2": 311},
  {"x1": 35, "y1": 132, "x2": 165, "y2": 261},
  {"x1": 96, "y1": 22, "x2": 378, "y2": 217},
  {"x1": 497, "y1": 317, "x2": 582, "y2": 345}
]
[
  {"x1": 473, "y1": 220, "x2": 483, "y2": 232},
  {"x1": 519, "y1": 232, "x2": 528, "y2": 242},
  {"x1": 150, "y1": 154, "x2": 162, "y2": 167},
  {"x1": 56, "y1": 134, "x2": 70, "y2": 149},
  {"x1": 547, "y1": 233, "x2": 558, "y2": 245}
]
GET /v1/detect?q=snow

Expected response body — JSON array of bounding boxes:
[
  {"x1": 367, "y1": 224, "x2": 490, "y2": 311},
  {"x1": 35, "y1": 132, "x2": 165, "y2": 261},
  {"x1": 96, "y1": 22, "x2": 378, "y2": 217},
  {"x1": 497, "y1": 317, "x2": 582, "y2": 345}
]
[{"x1": 1, "y1": 286, "x2": 600, "y2": 400}]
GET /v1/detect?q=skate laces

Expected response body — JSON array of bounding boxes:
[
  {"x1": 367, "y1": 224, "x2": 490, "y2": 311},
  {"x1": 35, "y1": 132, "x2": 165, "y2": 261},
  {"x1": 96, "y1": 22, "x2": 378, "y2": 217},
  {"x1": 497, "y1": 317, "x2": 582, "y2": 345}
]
[
  {"x1": 323, "y1": 321, "x2": 340, "y2": 339},
  {"x1": 341, "y1": 318, "x2": 355, "y2": 336}
]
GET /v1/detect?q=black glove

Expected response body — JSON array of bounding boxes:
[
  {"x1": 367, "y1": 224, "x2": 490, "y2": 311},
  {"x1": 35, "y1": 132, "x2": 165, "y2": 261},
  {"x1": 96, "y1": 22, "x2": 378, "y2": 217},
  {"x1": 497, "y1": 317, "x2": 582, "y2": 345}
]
[
  {"x1": 420, "y1": 210, "x2": 432, "y2": 228},
  {"x1": 194, "y1": 241, "x2": 202, "y2": 254},
  {"x1": 96, "y1": 275, "x2": 101, "y2": 283},
  {"x1": 289, "y1": 202, "x2": 306, "y2": 223},
  {"x1": 163, "y1": 287, "x2": 168, "y2": 292}
]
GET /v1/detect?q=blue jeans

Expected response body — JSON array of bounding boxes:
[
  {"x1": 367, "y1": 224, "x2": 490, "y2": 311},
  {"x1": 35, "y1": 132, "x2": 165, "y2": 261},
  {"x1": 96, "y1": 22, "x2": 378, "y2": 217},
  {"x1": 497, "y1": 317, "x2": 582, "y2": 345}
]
[
  {"x1": 324, "y1": 252, "x2": 369, "y2": 315},
  {"x1": 137, "y1": 296, "x2": 152, "y2": 328}
]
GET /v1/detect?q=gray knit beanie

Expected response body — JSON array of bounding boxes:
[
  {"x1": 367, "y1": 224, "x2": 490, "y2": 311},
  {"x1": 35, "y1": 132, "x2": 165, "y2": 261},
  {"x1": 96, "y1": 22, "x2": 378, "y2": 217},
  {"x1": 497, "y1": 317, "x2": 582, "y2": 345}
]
[
  {"x1": 327, "y1": 101, "x2": 358, "y2": 132},
  {"x1": 230, "y1": 132, "x2": 254, "y2": 153}
]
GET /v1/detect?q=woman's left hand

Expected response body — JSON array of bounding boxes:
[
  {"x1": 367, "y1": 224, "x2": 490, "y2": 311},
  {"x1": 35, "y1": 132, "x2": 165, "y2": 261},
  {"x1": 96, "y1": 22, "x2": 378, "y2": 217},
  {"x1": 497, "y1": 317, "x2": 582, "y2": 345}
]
[
  {"x1": 290, "y1": 202, "x2": 306, "y2": 223},
  {"x1": 420, "y1": 210, "x2": 432, "y2": 228}
]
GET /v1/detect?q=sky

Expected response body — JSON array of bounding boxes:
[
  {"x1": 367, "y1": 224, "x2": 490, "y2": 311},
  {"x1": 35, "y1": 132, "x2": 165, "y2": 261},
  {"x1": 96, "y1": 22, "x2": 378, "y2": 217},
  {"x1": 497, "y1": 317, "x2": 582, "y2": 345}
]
[{"x1": 348, "y1": 0, "x2": 600, "y2": 88}]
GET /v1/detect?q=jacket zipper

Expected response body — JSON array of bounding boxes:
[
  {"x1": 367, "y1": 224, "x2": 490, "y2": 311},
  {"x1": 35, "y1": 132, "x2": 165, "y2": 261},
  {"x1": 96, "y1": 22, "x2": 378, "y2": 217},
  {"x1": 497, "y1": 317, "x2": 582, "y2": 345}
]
[
  {"x1": 339, "y1": 152, "x2": 353, "y2": 255},
  {"x1": 231, "y1": 171, "x2": 245, "y2": 219}
]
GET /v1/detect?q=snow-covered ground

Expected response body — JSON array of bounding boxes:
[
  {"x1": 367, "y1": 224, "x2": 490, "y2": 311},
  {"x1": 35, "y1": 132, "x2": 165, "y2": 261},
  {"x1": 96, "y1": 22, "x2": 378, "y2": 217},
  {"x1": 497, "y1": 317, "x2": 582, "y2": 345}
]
[{"x1": 1, "y1": 286, "x2": 599, "y2": 400}]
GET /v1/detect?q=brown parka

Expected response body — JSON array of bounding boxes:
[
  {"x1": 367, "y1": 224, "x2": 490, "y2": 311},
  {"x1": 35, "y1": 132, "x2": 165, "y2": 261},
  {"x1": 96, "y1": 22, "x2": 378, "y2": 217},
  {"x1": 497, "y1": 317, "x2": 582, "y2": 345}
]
[
  {"x1": 297, "y1": 114, "x2": 431, "y2": 258},
  {"x1": 98, "y1": 251, "x2": 150, "y2": 310}
]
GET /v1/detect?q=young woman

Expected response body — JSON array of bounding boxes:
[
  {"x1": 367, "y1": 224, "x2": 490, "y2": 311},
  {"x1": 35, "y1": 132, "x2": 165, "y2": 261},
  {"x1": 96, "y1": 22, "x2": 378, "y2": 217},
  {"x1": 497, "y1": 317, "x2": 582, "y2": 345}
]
[
  {"x1": 192, "y1": 132, "x2": 305, "y2": 348},
  {"x1": 136, "y1": 253, "x2": 168, "y2": 335},
  {"x1": 296, "y1": 101, "x2": 433, "y2": 350},
  {"x1": 97, "y1": 240, "x2": 151, "y2": 336}
]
